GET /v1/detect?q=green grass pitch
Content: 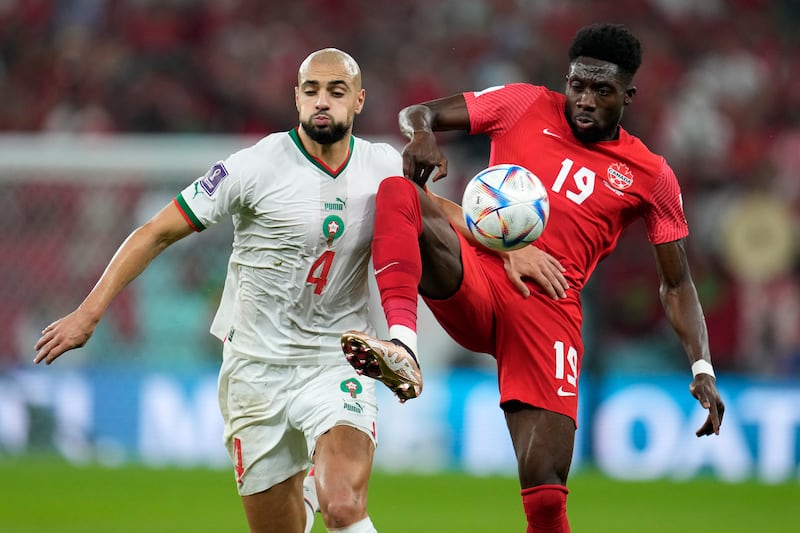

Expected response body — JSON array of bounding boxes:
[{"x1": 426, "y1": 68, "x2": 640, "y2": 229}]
[{"x1": 1, "y1": 457, "x2": 797, "y2": 532}]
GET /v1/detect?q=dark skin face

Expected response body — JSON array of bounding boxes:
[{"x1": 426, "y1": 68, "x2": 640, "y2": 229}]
[{"x1": 564, "y1": 56, "x2": 636, "y2": 143}]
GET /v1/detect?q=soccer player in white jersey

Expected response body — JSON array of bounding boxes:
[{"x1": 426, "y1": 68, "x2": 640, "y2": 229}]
[{"x1": 34, "y1": 48, "x2": 401, "y2": 533}]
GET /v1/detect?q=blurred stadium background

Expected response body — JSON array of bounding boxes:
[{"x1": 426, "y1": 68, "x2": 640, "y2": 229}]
[{"x1": 1, "y1": 0, "x2": 799, "y2": 531}]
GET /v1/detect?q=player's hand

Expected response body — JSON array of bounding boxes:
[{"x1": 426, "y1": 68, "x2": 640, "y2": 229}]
[
  {"x1": 690, "y1": 373, "x2": 724, "y2": 436},
  {"x1": 401, "y1": 131, "x2": 448, "y2": 186},
  {"x1": 500, "y1": 245, "x2": 568, "y2": 299},
  {"x1": 34, "y1": 309, "x2": 98, "y2": 365}
]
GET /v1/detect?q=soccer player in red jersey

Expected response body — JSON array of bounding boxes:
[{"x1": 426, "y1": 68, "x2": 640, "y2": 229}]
[{"x1": 342, "y1": 23, "x2": 725, "y2": 532}]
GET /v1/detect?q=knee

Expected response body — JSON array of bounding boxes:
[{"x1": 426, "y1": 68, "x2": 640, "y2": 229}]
[
  {"x1": 377, "y1": 175, "x2": 417, "y2": 198},
  {"x1": 320, "y1": 489, "x2": 367, "y2": 529},
  {"x1": 376, "y1": 176, "x2": 423, "y2": 235},
  {"x1": 521, "y1": 484, "x2": 569, "y2": 532}
]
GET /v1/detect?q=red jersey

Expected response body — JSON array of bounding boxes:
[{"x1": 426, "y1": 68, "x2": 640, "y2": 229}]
[{"x1": 464, "y1": 83, "x2": 688, "y2": 291}]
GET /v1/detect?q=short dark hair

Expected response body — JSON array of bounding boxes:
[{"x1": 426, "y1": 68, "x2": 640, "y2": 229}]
[{"x1": 568, "y1": 23, "x2": 642, "y2": 79}]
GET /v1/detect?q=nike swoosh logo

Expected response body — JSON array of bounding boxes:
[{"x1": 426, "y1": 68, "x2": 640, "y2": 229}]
[
  {"x1": 374, "y1": 261, "x2": 400, "y2": 276},
  {"x1": 557, "y1": 386, "x2": 576, "y2": 397},
  {"x1": 542, "y1": 128, "x2": 561, "y2": 138}
]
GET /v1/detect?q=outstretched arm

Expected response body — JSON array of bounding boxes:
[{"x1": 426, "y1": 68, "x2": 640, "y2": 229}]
[
  {"x1": 398, "y1": 94, "x2": 470, "y2": 185},
  {"x1": 34, "y1": 202, "x2": 194, "y2": 365},
  {"x1": 654, "y1": 239, "x2": 725, "y2": 436}
]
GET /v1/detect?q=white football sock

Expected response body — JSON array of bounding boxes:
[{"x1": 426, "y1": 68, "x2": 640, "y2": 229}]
[
  {"x1": 389, "y1": 324, "x2": 418, "y2": 359},
  {"x1": 302, "y1": 468, "x2": 319, "y2": 533},
  {"x1": 303, "y1": 501, "x2": 315, "y2": 533}
]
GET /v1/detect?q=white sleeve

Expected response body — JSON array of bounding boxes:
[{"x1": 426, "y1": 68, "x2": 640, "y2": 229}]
[{"x1": 175, "y1": 155, "x2": 246, "y2": 230}]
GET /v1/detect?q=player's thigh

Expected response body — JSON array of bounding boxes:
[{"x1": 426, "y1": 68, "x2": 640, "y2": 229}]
[
  {"x1": 290, "y1": 364, "x2": 378, "y2": 461},
  {"x1": 416, "y1": 188, "x2": 464, "y2": 298},
  {"x1": 423, "y1": 234, "x2": 496, "y2": 354},
  {"x1": 313, "y1": 425, "x2": 375, "y2": 503},
  {"x1": 241, "y1": 470, "x2": 307, "y2": 533},
  {"x1": 218, "y1": 351, "x2": 310, "y2": 496},
  {"x1": 503, "y1": 405, "x2": 575, "y2": 488},
  {"x1": 494, "y1": 290, "x2": 584, "y2": 422},
  {"x1": 290, "y1": 365, "x2": 377, "y2": 512}
]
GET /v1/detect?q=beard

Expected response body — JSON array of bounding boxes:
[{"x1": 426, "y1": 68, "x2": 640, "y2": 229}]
[{"x1": 300, "y1": 117, "x2": 351, "y2": 145}]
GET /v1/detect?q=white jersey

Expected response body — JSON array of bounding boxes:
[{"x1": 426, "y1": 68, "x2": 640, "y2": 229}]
[{"x1": 175, "y1": 128, "x2": 402, "y2": 364}]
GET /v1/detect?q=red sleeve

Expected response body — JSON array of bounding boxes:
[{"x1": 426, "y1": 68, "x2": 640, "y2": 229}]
[
  {"x1": 464, "y1": 84, "x2": 548, "y2": 137},
  {"x1": 644, "y1": 158, "x2": 689, "y2": 244}
]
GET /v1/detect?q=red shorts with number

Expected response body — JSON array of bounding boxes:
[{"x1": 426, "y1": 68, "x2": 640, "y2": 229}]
[{"x1": 423, "y1": 232, "x2": 584, "y2": 425}]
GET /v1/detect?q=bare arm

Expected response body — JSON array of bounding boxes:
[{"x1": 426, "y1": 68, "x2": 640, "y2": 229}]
[
  {"x1": 428, "y1": 190, "x2": 567, "y2": 299},
  {"x1": 426, "y1": 189, "x2": 469, "y2": 238},
  {"x1": 654, "y1": 239, "x2": 725, "y2": 436},
  {"x1": 34, "y1": 202, "x2": 194, "y2": 364},
  {"x1": 398, "y1": 94, "x2": 471, "y2": 185}
]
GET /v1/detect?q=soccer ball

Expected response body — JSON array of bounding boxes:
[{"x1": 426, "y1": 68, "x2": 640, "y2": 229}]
[{"x1": 461, "y1": 164, "x2": 550, "y2": 251}]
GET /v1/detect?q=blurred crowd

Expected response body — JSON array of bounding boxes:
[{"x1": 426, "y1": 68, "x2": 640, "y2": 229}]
[{"x1": 1, "y1": 0, "x2": 799, "y2": 375}]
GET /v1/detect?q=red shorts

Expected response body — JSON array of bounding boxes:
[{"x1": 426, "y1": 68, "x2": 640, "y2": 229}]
[{"x1": 423, "y1": 233, "x2": 584, "y2": 425}]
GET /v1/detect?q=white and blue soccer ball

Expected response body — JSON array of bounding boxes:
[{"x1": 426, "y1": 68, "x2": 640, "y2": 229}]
[{"x1": 461, "y1": 164, "x2": 550, "y2": 251}]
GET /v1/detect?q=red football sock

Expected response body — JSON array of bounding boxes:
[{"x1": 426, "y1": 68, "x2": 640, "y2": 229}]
[
  {"x1": 372, "y1": 177, "x2": 422, "y2": 332},
  {"x1": 521, "y1": 484, "x2": 570, "y2": 533}
]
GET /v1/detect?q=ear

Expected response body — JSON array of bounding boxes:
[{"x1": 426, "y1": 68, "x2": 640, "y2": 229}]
[
  {"x1": 294, "y1": 87, "x2": 300, "y2": 112},
  {"x1": 354, "y1": 88, "x2": 366, "y2": 115},
  {"x1": 624, "y1": 86, "x2": 636, "y2": 106}
]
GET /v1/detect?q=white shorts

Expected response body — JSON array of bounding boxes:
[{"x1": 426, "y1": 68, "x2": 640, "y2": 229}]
[{"x1": 218, "y1": 343, "x2": 379, "y2": 496}]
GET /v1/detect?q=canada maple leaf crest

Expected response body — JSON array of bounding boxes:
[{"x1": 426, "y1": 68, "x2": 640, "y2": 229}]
[{"x1": 607, "y1": 162, "x2": 634, "y2": 190}]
